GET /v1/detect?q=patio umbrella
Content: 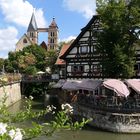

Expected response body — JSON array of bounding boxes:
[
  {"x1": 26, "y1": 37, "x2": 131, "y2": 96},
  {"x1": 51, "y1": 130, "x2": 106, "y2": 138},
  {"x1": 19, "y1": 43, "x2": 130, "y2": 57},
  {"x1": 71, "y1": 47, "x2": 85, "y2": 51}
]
[
  {"x1": 77, "y1": 79, "x2": 102, "y2": 91},
  {"x1": 52, "y1": 80, "x2": 66, "y2": 88},
  {"x1": 125, "y1": 79, "x2": 140, "y2": 94},
  {"x1": 36, "y1": 71, "x2": 45, "y2": 74},
  {"x1": 62, "y1": 80, "x2": 82, "y2": 91},
  {"x1": 103, "y1": 79, "x2": 130, "y2": 97}
]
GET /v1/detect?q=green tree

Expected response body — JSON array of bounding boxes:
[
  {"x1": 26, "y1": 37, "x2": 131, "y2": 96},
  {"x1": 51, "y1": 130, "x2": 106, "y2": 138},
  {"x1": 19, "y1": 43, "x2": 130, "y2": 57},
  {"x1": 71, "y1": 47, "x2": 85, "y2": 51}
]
[
  {"x1": 8, "y1": 52, "x2": 19, "y2": 70},
  {"x1": 4, "y1": 59, "x2": 14, "y2": 73},
  {"x1": 24, "y1": 66, "x2": 37, "y2": 75},
  {"x1": 46, "y1": 50, "x2": 58, "y2": 73},
  {"x1": 0, "y1": 58, "x2": 4, "y2": 72},
  {"x1": 96, "y1": 0, "x2": 140, "y2": 78},
  {"x1": 6, "y1": 45, "x2": 47, "y2": 74},
  {"x1": 18, "y1": 53, "x2": 36, "y2": 72},
  {"x1": 22, "y1": 45, "x2": 47, "y2": 71}
]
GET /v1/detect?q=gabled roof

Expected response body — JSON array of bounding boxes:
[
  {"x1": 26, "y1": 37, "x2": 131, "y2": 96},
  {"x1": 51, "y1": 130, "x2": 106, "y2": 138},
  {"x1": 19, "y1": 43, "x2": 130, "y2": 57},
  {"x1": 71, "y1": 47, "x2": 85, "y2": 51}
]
[
  {"x1": 40, "y1": 41, "x2": 47, "y2": 51},
  {"x1": 60, "y1": 15, "x2": 99, "y2": 59},
  {"x1": 49, "y1": 18, "x2": 58, "y2": 28},
  {"x1": 55, "y1": 44, "x2": 71, "y2": 65},
  {"x1": 16, "y1": 33, "x2": 33, "y2": 46},
  {"x1": 27, "y1": 12, "x2": 38, "y2": 32},
  {"x1": 15, "y1": 34, "x2": 33, "y2": 51}
]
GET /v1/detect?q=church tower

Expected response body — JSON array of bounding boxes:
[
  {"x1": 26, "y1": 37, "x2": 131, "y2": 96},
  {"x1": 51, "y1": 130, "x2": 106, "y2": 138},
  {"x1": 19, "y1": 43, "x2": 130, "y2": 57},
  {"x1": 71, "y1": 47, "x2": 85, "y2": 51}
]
[
  {"x1": 27, "y1": 12, "x2": 38, "y2": 44},
  {"x1": 48, "y1": 18, "x2": 58, "y2": 50},
  {"x1": 16, "y1": 12, "x2": 59, "y2": 52}
]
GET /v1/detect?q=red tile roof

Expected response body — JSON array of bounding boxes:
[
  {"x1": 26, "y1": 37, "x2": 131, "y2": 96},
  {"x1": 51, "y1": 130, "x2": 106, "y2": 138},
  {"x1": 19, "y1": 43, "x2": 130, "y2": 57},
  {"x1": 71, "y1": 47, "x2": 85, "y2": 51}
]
[
  {"x1": 55, "y1": 44, "x2": 71, "y2": 65},
  {"x1": 40, "y1": 41, "x2": 47, "y2": 50}
]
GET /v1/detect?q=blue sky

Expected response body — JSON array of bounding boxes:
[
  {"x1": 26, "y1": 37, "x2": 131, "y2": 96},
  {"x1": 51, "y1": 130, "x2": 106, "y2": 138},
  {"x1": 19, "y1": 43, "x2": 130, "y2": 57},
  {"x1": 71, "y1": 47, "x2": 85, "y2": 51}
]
[{"x1": 0, "y1": 0, "x2": 96, "y2": 58}]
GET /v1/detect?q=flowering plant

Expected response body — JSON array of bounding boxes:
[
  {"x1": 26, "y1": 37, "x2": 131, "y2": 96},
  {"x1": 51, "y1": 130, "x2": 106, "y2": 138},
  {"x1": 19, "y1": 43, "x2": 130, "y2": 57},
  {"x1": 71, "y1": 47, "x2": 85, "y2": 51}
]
[
  {"x1": 51, "y1": 103, "x2": 90, "y2": 131},
  {"x1": 0, "y1": 94, "x2": 90, "y2": 139},
  {"x1": 0, "y1": 122, "x2": 23, "y2": 140}
]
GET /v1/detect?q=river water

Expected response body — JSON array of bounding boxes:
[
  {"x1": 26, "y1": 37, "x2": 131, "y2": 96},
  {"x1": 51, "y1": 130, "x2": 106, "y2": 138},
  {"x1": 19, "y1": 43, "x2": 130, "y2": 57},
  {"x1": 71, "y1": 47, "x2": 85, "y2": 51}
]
[{"x1": 8, "y1": 100, "x2": 140, "y2": 140}]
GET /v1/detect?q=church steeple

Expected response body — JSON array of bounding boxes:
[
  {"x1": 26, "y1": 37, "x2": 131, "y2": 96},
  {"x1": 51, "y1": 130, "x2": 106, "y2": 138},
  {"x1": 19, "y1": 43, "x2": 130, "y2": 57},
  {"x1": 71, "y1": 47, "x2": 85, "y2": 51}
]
[
  {"x1": 16, "y1": 12, "x2": 59, "y2": 52},
  {"x1": 27, "y1": 12, "x2": 38, "y2": 32},
  {"x1": 27, "y1": 11, "x2": 38, "y2": 44},
  {"x1": 49, "y1": 18, "x2": 58, "y2": 28}
]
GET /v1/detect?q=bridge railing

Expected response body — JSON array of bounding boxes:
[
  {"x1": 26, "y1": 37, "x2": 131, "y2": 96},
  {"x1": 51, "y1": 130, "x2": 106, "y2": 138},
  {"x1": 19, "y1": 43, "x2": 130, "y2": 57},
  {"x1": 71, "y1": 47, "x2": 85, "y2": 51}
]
[{"x1": 21, "y1": 74, "x2": 59, "y2": 82}]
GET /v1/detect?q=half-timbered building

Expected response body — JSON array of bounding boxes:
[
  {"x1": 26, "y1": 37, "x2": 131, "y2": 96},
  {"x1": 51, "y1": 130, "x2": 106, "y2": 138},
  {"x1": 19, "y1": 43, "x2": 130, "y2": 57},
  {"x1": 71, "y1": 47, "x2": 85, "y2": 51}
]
[{"x1": 60, "y1": 15, "x2": 140, "y2": 79}]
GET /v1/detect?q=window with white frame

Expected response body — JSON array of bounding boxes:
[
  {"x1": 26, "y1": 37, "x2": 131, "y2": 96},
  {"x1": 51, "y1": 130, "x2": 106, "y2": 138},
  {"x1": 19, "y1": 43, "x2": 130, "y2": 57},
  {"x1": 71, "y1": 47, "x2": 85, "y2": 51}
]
[
  {"x1": 71, "y1": 65, "x2": 84, "y2": 73},
  {"x1": 80, "y1": 46, "x2": 88, "y2": 53}
]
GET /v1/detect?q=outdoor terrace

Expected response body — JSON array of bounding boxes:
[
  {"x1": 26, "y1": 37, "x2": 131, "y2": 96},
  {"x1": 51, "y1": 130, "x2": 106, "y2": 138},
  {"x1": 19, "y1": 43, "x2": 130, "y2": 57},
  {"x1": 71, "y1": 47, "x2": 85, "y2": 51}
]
[{"x1": 77, "y1": 94, "x2": 140, "y2": 113}]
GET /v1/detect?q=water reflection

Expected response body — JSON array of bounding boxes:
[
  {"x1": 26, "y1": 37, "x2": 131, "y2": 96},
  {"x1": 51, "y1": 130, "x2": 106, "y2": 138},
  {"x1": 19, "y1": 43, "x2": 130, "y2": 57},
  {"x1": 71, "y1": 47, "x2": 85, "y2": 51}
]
[
  {"x1": 8, "y1": 100, "x2": 140, "y2": 140},
  {"x1": 33, "y1": 129, "x2": 140, "y2": 140}
]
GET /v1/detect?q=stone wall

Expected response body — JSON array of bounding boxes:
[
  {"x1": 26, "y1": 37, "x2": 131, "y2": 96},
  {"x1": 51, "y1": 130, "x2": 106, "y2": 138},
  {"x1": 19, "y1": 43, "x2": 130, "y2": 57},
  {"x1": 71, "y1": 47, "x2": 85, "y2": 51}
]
[
  {"x1": 74, "y1": 103, "x2": 140, "y2": 133},
  {"x1": 0, "y1": 82, "x2": 21, "y2": 107}
]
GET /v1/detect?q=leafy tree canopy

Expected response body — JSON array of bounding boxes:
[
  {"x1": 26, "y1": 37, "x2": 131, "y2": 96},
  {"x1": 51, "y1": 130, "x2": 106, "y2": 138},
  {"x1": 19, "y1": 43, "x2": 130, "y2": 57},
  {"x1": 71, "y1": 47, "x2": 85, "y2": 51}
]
[
  {"x1": 0, "y1": 58, "x2": 4, "y2": 72},
  {"x1": 5, "y1": 45, "x2": 47, "y2": 74},
  {"x1": 4, "y1": 45, "x2": 59, "y2": 75},
  {"x1": 46, "y1": 50, "x2": 58, "y2": 74},
  {"x1": 96, "y1": 0, "x2": 140, "y2": 78}
]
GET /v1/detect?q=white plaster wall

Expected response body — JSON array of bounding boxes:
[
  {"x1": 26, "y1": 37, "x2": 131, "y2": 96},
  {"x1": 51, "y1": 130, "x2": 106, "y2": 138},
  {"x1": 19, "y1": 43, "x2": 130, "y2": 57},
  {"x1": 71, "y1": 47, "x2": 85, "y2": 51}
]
[{"x1": 0, "y1": 83, "x2": 21, "y2": 107}]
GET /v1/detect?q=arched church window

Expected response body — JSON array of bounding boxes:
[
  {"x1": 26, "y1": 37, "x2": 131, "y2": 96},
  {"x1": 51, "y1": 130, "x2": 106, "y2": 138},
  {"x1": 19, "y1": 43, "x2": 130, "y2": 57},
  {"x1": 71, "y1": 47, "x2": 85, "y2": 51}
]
[
  {"x1": 50, "y1": 39, "x2": 54, "y2": 43},
  {"x1": 52, "y1": 39, "x2": 54, "y2": 43},
  {"x1": 50, "y1": 45, "x2": 54, "y2": 49},
  {"x1": 51, "y1": 32, "x2": 55, "y2": 37},
  {"x1": 30, "y1": 32, "x2": 34, "y2": 37},
  {"x1": 23, "y1": 38, "x2": 27, "y2": 43}
]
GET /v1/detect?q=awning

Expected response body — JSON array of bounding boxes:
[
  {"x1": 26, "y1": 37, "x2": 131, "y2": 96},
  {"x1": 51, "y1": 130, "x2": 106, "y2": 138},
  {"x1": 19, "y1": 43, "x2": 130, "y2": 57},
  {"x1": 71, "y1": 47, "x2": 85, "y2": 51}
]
[
  {"x1": 52, "y1": 80, "x2": 66, "y2": 88},
  {"x1": 36, "y1": 71, "x2": 45, "y2": 74},
  {"x1": 77, "y1": 79, "x2": 102, "y2": 91},
  {"x1": 125, "y1": 79, "x2": 140, "y2": 94},
  {"x1": 103, "y1": 79, "x2": 130, "y2": 97},
  {"x1": 62, "y1": 80, "x2": 82, "y2": 91}
]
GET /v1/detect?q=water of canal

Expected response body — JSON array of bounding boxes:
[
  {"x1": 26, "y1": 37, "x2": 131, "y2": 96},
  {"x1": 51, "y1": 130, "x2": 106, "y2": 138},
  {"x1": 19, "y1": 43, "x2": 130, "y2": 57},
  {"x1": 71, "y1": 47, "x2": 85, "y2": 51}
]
[{"x1": 8, "y1": 100, "x2": 140, "y2": 140}]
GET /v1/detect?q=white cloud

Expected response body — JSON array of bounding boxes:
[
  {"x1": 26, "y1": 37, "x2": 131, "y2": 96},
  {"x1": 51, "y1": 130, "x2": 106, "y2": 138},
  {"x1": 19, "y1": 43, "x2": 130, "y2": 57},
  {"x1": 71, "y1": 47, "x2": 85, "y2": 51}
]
[
  {"x1": 35, "y1": 8, "x2": 47, "y2": 28},
  {"x1": 0, "y1": 0, "x2": 47, "y2": 28},
  {"x1": 60, "y1": 35, "x2": 76, "y2": 43},
  {"x1": 0, "y1": 26, "x2": 18, "y2": 58},
  {"x1": 63, "y1": 0, "x2": 96, "y2": 19}
]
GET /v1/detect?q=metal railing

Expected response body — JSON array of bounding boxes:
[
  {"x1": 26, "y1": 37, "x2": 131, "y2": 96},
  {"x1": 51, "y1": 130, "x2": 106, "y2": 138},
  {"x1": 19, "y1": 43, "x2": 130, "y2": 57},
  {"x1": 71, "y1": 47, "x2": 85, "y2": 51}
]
[
  {"x1": 77, "y1": 95, "x2": 140, "y2": 113},
  {"x1": 21, "y1": 74, "x2": 58, "y2": 83}
]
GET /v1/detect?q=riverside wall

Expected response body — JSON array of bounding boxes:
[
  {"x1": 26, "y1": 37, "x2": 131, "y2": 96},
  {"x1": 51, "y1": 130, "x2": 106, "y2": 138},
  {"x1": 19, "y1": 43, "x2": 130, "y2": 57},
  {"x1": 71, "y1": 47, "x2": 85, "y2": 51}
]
[
  {"x1": 0, "y1": 82, "x2": 21, "y2": 107},
  {"x1": 74, "y1": 103, "x2": 140, "y2": 133}
]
